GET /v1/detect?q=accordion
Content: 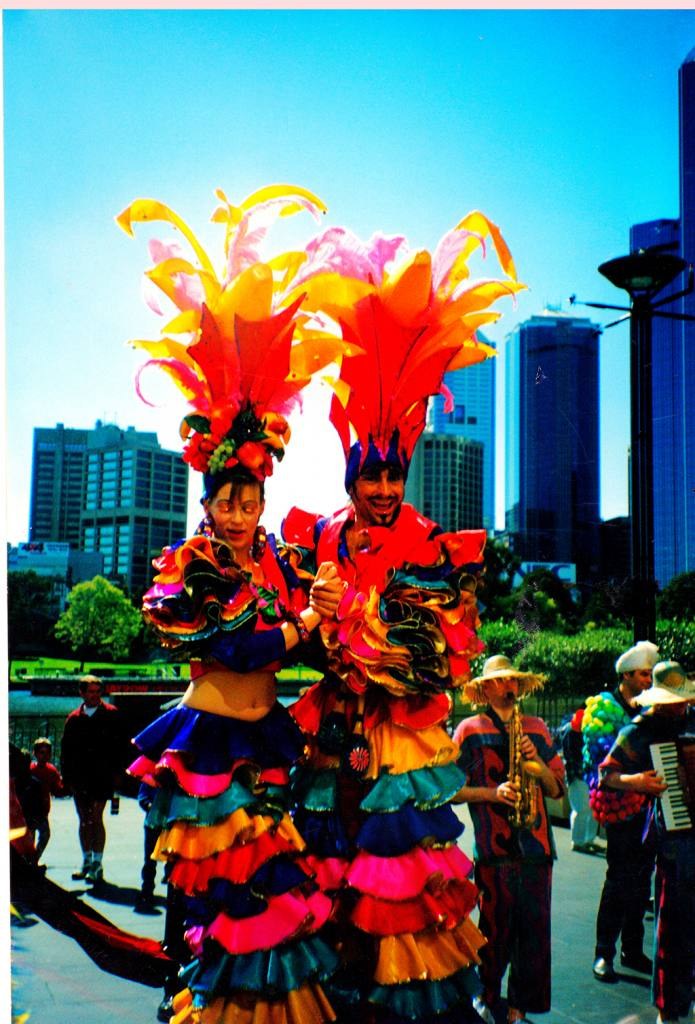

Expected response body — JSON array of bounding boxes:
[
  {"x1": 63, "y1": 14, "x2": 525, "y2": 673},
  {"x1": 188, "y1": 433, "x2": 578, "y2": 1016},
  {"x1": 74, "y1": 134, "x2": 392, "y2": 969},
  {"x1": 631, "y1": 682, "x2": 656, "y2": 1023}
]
[{"x1": 650, "y1": 739, "x2": 695, "y2": 833}]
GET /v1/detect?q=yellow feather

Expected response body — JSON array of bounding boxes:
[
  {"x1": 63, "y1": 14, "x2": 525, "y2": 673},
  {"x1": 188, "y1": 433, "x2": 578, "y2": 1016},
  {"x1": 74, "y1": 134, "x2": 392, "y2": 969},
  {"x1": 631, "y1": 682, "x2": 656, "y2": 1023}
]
[{"x1": 115, "y1": 198, "x2": 215, "y2": 274}]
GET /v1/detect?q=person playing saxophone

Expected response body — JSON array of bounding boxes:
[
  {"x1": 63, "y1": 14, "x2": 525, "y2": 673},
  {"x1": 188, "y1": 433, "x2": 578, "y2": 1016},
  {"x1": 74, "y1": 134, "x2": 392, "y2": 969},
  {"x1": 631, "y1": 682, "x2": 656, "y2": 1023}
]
[{"x1": 453, "y1": 655, "x2": 566, "y2": 1024}]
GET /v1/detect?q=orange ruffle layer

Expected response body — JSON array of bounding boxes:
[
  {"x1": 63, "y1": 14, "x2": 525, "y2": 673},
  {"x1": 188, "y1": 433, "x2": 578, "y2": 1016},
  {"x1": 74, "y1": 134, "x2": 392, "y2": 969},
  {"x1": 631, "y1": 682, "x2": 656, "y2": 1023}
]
[
  {"x1": 171, "y1": 981, "x2": 336, "y2": 1024},
  {"x1": 155, "y1": 813, "x2": 305, "y2": 862},
  {"x1": 374, "y1": 918, "x2": 486, "y2": 985}
]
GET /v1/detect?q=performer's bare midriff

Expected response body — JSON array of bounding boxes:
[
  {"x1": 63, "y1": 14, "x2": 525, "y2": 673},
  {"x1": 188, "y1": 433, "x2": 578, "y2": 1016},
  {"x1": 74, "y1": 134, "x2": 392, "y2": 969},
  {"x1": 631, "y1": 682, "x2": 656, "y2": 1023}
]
[{"x1": 182, "y1": 668, "x2": 277, "y2": 721}]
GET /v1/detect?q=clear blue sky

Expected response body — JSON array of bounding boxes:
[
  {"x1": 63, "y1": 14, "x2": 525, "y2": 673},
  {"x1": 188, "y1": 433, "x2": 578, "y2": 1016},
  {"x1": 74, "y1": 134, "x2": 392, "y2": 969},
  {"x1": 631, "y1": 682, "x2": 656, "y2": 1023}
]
[{"x1": 5, "y1": 8, "x2": 694, "y2": 541}]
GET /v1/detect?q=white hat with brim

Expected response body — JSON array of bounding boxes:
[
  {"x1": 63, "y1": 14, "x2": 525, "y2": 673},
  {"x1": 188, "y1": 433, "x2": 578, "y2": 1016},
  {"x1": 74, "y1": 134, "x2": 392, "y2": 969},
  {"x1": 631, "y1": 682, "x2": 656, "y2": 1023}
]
[
  {"x1": 463, "y1": 654, "x2": 546, "y2": 705},
  {"x1": 632, "y1": 661, "x2": 695, "y2": 706}
]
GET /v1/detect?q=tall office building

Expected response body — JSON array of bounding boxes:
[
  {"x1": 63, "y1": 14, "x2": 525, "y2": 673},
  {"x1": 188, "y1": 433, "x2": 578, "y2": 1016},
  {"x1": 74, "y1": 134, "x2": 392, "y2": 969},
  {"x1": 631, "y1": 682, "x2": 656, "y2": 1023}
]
[
  {"x1": 406, "y1": 434, "x2": 483, "y2": 532},
  {"x1": 505, "y1": 311, "x2": 601, "y2": 580},
  {"x1": 429, "y1": 343, "x2": 496, "y2": 530},
  {"x1": 81, "y1": 422, "x2": 188, "y2": 594},
  {"x1": 28, "y1": 421, "x2": 189, "y2": 595},
  {"x1": 629, "y1": 48, "x2": 695, "y2": 587},
  {"x1": 29, "y1": 425, "x2": 89, "y2": 547}
]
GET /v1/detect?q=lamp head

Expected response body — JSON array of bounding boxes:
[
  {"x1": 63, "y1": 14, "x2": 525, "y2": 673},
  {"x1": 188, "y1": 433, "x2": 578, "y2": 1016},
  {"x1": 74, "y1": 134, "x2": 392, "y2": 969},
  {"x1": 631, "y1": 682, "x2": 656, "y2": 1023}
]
[{"x1": 599, "y1": 249, "x2": 687, "y2": 300}]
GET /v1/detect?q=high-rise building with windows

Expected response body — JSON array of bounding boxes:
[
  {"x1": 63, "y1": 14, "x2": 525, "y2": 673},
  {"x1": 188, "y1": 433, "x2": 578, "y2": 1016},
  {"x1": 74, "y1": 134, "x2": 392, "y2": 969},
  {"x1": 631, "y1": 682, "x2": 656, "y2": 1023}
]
[
  {"x1": 429, "y1": 344, "x2": 496, "y2": 530},
  {"x1": 81, "y1": 423, "x2": 188, "y2": 595},
  {"x1": 629, "y1": 48, "x2": 695, "y2": 587},
  {"x1": 406, "y1": 434, "x2": 483, "y2": 532},
  {"x1": 28, "y1": 421, "x2": 188, "y2": 595},
  {"x1": 29, "y1": 425, "x2": 89, "y2": 548},
  {"x1": 504, "y1": 311, "x2": 601, "y2": 580}
]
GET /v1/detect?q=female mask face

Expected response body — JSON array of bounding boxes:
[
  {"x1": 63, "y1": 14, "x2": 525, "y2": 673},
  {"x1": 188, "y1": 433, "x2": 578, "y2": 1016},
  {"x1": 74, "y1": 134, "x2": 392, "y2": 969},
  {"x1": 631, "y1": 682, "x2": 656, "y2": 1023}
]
[{"x1": 205, "y1": 482, "x2": 264, "y2": 560}]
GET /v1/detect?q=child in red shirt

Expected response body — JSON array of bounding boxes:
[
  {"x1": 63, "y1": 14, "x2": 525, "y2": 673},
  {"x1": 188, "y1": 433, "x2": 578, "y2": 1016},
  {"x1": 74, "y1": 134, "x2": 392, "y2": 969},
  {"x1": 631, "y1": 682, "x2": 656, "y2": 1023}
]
[{"x1": 30, "y1": 737, "x2": 65, "y2": 863}]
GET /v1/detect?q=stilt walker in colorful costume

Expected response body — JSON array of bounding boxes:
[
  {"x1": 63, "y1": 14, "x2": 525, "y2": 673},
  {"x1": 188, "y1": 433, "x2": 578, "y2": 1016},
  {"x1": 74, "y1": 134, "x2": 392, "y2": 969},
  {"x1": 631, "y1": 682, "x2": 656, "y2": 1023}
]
[
  {"x1": 280, "y1": 215, "x2": 524, "y2": 1023},
  {"x1": 118, "y1": 185, "x2": 349, "y2": 1024}
]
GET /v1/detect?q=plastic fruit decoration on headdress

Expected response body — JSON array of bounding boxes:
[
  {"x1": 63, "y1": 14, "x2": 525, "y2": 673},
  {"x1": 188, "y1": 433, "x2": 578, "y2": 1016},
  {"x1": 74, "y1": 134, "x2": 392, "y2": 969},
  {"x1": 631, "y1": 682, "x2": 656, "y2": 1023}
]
[
  {"x1": 116, "y1": 184, "x2": 352, "y2": 482},
  {"x1": 283, "y1": 212, "x2": 525, "y2": 486}
]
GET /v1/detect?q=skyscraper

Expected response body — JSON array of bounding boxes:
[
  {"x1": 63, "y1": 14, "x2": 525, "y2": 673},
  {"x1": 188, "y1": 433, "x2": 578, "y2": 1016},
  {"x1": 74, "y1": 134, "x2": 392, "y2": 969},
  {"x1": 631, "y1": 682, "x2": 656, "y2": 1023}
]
[
  {"x1": 28, "y1": 421, "x2": 189, "y2": 595},
  {"x1": 406, "y1": 434, "x2": 483, "y2": 532},
  {"x1": 430, "y1": 343, "x2": 496, "y2": 530},
  {"x1": 29, "y1": 424, "x2": 89, "y2": 548},
  {"x1": 81, "y1": 422, "x2": 188, "y2": 594},
  {"x1": 629, "y1": 48, "x2": 695, "y2": 586},
  {"x1": 505, "y1": 311, "x2": 601, "y2": 580}
]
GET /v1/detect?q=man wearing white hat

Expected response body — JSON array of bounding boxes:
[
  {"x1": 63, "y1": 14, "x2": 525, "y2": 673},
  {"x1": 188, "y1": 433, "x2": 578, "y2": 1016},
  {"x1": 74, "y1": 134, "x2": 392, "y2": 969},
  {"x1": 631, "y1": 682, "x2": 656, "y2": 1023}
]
[
  {"x1": 600, "y1": 661, "x2": 695, "y2": 1024},
  {"x1": 588, "y1": 640, "x2": 659, "y2": 983}
]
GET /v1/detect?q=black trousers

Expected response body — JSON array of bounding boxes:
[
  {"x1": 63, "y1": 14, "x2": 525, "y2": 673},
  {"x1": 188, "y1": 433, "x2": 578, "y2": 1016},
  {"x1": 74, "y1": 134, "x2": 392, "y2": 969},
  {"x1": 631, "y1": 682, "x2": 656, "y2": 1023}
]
[
  {"x1": 140, "y1": 825, "x2": 159, "y2": 896},
  {"x1": 595, "y1": 811, "x2": 655, "y2": 960}
]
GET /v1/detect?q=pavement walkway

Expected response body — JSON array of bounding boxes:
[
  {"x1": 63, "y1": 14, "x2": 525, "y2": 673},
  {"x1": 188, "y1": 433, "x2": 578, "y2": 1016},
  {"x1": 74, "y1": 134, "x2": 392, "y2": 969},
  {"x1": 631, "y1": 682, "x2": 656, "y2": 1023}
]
[{"x1": 9, "y1": 795, "x2": 668, "y2": 1024}]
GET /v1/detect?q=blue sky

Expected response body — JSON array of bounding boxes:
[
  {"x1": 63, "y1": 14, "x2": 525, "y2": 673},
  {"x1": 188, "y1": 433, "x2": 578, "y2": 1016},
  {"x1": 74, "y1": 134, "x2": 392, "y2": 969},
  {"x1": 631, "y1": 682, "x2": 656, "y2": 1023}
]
[{"x1": 4, "y1": 8, "x2": 695, "y2": 540}]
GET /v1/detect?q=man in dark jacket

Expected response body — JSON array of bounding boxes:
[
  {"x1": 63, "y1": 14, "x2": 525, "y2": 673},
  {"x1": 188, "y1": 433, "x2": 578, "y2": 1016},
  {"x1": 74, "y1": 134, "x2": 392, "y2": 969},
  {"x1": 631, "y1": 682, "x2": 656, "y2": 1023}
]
[{"x1": 61, "y1": 675, "x2": 126, "y2": 884}]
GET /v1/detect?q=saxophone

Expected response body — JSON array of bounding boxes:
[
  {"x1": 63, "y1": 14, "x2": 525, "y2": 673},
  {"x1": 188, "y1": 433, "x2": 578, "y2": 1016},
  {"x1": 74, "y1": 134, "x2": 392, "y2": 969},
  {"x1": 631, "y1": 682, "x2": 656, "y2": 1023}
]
[{"x1": 508, "y1": 697, "x2": 544, "y2": 829}]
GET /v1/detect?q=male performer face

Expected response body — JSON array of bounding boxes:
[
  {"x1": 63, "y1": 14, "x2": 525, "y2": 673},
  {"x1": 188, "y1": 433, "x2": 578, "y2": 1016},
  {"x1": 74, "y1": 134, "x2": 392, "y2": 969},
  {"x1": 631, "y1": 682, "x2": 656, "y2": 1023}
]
[
  {"x1": 621, "y1": 668, "x2": 653, "y2": 701},
  {"x1": 350, "y1": 463, "x2": 405, "y2": 528},
  {"x1": 485, "y1": 677, "x2": 519, "y2": 719}
]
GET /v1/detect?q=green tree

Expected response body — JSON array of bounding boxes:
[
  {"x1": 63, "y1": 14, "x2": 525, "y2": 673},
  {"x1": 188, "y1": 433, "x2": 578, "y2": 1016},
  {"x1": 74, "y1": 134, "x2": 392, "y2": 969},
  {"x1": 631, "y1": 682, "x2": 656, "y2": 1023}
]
[
  {"x1": 477, "y1": 537, "x2": 522, "y2": 620},
  {"x1": 8, "y1": 570, "x2": 62, "y2": 657},
  {"x1": 658, "y1": 571, "x2": 695, "y2": 622},
  {"x1": 512, "y1": 568, "x2": 580, "y2": 634},
  {"x1": 54, "y1": 575, "x2": 142, "y2": 664}
]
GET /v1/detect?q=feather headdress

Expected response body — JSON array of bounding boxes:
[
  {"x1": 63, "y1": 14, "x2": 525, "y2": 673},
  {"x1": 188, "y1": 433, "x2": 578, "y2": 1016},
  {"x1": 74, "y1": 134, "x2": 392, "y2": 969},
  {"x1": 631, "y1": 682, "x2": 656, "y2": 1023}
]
[
  {"x1": 286, "y1": 212, "x2": 524, "y2": 487},
  {"x1": 116, "y1": 184, "x2": 347, "y2": 485}
]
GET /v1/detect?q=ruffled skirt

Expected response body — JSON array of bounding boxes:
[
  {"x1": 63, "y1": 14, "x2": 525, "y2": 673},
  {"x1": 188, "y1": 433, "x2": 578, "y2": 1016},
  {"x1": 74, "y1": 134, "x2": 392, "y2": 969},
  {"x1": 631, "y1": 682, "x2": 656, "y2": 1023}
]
[
  {"x1": 129, "y1": 702, "x2": 337, "y2": 1024},
  {"x1": 290, "y1": 683, "x2": 485, "y2": 1023}
]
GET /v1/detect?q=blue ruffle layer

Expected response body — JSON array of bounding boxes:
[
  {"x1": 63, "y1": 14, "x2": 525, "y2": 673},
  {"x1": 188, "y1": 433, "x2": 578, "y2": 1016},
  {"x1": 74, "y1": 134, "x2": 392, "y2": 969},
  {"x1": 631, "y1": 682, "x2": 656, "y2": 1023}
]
[
  {"x1": 369, "y1": 964, "x2": 481, "y2": 1018},
  {"x1": 182, "y1": 860, "x2": 314, "y2": 927},
  {"x1": 133, "y1": 702, "x2": 304, "y2": 774},
  {"x1": 357, "y1": 803, "x2": 464, "y2": 856},
  {"x1": 179, "y1": 933, "x2": 339, "y2": 999}
]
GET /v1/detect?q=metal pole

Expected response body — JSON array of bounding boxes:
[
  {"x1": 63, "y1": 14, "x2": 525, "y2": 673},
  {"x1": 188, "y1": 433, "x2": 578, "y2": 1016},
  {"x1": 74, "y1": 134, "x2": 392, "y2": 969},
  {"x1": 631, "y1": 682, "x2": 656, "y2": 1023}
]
[{"x1": 630, "y1": 295, "x2": 656, "y2": 642}]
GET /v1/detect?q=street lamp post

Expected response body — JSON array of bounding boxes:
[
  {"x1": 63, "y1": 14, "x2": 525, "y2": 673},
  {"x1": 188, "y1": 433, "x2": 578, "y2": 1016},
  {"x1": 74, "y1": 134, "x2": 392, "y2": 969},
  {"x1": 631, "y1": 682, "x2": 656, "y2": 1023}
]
[{"x1": 572, "y1": 247, "x2": 694, "y2": 643}]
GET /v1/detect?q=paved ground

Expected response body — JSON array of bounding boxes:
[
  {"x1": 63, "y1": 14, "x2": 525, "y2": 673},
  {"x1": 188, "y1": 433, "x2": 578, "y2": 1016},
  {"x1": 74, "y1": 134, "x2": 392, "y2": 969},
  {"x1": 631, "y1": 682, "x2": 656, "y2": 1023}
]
[{"x1": 9, "y1": 796, "x2": 668, "y2": 1024}]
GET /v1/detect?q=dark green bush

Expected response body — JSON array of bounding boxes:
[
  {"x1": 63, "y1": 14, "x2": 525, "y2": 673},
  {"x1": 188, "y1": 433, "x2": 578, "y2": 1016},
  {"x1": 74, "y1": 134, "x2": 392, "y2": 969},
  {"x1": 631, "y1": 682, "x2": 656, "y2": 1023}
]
[{"x1": 655, "y1": 620, "x2": 695, "y2": 672}]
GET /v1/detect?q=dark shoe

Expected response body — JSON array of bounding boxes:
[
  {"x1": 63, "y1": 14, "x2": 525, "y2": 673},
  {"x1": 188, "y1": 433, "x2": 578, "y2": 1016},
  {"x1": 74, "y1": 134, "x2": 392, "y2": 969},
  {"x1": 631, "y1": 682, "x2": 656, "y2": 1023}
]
[
  {"x1": 134, "y1": 893, "x2": 161, "y2": 915},
  {"x1": 620, "y1": 951, "x2": 652, "y2": 974},
  {"x1": 593, "y1": 956, "x2": 617, "y2": 982},
  {"x1": 71, "y1": 865, "x2": 89, "y2": 880},
  {"x1": 156, "y1": 995, "x2": 174, "y2": 1022}
]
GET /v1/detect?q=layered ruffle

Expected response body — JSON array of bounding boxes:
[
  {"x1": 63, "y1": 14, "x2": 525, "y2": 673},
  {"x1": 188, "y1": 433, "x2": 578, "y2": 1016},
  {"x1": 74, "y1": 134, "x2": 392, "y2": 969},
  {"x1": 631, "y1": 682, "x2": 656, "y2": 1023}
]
[
  {"x1": 128, "y1": 701, "x2": 336, "y2": 1022},
  {"x1": 133, "y1": 703, "x2": 304, "y2": 778},
  {"x1": 289, "y1": 685, "x2": 484, "y2": 1021},
  {"x1": 171, "y1": 980, "x2": 336, "y2": 1024},
  {"x1": 144, "y1": 535, "x2": 257, "y2": 646},
  {"x1": 179, "y1": 935, "x2": 338, "y2": 999}
]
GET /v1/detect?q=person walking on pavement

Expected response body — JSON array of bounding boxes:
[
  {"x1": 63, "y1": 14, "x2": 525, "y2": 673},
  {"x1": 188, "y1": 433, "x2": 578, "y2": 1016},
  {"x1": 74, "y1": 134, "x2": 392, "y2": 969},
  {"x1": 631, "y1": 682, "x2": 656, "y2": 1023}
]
[
  {"x1": 587, "y1": 641, "x2": 659, "y2": 983},
  {"x1": 600, "y1": 661, "x2": 695, "y2": 1024},
  {"x1": 61, "y1": 674, "x2": 126, "y2": 885},
  {"x1": 559, "y1": 708, "x2": 600, "y2": 853}
]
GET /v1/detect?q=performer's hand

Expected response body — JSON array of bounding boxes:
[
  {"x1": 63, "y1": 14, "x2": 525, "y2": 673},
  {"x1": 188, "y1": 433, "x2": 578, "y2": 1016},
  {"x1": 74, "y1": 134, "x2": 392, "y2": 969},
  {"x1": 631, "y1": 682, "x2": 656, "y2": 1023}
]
[
  {"x1": 310, "y1": 567, "x2": 345, "y2": 619},
  {"x1": 495, "y1": 780, "x2": 519, "y2": 806},
  {"x1": 315, "y1": 561, "x2": 340, "y2": 583},
  {"x1": 635, "y1": 769, "x2": 668, "y2": 796}
]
